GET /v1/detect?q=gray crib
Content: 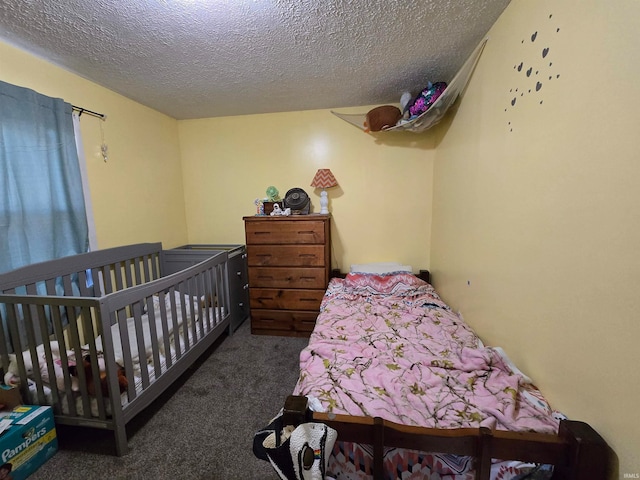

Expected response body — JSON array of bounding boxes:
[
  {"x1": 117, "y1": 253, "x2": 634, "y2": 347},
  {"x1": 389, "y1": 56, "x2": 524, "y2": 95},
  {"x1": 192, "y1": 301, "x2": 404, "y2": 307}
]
[{"x1": 0, "y1": 243, "x2": 231, "y2": 455}]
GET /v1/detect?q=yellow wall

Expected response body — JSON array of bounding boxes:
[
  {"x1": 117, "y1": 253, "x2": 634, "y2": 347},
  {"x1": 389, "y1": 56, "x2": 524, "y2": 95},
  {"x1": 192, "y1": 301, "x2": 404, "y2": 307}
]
[
  {"x1": 431, "y1": 0, "x2": 639, "y2": 475},
  {"x1": 178, "y1": 110, "x2": 435, "y2": 271},
  {"x1": 0, "y1": 41, "x2": 188, "y2": 249}
]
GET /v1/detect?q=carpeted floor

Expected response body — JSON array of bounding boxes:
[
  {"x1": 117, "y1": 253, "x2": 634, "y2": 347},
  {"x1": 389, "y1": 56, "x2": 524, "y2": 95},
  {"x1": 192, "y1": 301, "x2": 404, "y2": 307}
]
[{"x1": 29, "y1": 319, "x2": 309, "y2": 480}]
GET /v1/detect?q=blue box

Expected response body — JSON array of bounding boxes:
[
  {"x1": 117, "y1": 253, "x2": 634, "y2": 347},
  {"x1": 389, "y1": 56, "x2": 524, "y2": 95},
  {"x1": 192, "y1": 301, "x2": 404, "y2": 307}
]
[{"x1": 0, "y1": 405, "x2": 57, "y2": 480}]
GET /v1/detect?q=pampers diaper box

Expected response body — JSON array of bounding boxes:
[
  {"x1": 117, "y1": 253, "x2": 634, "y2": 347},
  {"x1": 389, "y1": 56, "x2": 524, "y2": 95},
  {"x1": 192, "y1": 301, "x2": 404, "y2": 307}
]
[{"x1": 0, "y1": 404, "x2": 58, "y2": 480}]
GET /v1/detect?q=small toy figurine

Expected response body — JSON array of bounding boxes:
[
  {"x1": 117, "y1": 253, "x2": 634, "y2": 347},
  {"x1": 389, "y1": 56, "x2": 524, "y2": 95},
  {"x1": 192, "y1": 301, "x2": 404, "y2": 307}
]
[
  {"x1": 266, "y1": 186, "x2": 280, "y2": 202},
  {"x1": 270, "y1": 204, "x2": 282, "y2": 216},
  {"x1": 270, "y1": 204, "x2": 291, "y2": 216},
  {"x1": 254, "y1": 198, "x2": 265, "y2": 216}
]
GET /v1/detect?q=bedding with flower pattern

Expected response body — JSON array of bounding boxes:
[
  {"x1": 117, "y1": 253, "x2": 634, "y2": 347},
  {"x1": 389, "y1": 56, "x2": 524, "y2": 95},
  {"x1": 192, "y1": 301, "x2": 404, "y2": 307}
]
[{"x1": 293, "y1": 273, "x2": 560, "y2": 480}]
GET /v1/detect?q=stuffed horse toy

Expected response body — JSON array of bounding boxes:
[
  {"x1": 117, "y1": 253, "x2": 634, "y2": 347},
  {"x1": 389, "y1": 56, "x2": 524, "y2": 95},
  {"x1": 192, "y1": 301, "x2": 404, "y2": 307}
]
[{"x1": 69, "y1": 355, "x2": 128, "y2": 397}]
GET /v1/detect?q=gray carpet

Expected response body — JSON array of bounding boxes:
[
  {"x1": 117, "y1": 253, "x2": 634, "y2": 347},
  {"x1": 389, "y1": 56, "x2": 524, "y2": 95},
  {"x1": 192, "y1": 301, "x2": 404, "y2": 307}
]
[{"x1": 29, "y1": 320, "x2": 309, "y2": 480}]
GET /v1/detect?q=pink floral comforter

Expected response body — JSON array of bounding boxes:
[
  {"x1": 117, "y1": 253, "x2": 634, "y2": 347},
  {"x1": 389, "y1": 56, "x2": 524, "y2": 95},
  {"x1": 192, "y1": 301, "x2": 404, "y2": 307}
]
[{"x1": 293, "y1": 273, "x2": 559, "y2": 479}]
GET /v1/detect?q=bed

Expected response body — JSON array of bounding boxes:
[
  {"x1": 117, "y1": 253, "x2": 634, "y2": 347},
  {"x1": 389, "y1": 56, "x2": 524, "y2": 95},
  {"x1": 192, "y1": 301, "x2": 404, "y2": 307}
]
[
  {"x1": 0, "y1": 242, "x2": 231, "y2": 455},
  {"x1": 260, "y1": 267, "x2": 609, "y2": 480}
]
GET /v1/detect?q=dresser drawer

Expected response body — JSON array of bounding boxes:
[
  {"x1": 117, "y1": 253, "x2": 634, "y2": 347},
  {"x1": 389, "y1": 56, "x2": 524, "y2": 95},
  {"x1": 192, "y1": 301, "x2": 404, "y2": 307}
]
[
  {"x1": 248, "y1": 267, "x2": 326, "y2": 289},
  {"x1": 250, "y1": 288, "x2": 324, "y2": 310},
  {"x1": 251, "y1": 310, "x2": 317, "y2": 335},
  {"x1": 247, "y1": 245, "x2": 326, "y2": 267},
  {"x1": 245, "y1": 220, "x2": 325, "y2": 245}
]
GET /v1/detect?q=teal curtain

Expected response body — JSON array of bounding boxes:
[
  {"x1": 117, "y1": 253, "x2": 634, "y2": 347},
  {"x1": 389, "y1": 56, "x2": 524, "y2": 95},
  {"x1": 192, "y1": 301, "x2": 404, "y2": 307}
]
[{"x1": 0, "y1": 80, "x2": 89, "y2": 274}]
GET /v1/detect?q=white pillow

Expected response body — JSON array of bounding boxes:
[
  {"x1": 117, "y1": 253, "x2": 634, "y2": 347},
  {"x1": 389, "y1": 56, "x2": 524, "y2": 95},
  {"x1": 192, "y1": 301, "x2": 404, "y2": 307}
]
[{"x1": 349, "y1": 262, "x2": 412, "y2": 274}]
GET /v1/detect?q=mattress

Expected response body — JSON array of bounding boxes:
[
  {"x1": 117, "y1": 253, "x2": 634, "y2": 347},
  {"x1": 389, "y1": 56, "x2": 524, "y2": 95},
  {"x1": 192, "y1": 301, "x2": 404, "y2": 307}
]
[{"x1": 293, "y1": 273, "x2": 561, "y2": 480}]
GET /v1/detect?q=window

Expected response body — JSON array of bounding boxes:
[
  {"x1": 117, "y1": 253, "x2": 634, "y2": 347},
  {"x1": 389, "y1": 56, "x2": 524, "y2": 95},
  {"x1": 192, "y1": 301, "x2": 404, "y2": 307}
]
[{"x1": 0, "y1": 80, "x2": 89, "y2": 274}]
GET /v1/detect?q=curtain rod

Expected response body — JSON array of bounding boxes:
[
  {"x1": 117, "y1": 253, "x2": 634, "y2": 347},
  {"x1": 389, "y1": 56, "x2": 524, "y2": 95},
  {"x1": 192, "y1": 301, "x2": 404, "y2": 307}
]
[{"x1": 72, "y1": 105, "x2": 106, "y2": 121}]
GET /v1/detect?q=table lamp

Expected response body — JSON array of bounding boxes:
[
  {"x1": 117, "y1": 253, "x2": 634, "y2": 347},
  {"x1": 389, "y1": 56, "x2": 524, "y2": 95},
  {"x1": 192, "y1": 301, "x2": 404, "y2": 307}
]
[{"x1": 310, "y1": 169, "x2": 338, "y2": 214}]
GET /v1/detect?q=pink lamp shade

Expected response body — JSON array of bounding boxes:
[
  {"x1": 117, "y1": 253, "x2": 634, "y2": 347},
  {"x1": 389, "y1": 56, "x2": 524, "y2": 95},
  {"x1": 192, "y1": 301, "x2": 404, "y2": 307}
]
[
  {"x1": 310, "y1": 169, "x2": 338, "y2": 214},
  {"x1": 310, "y1": 169, "x2": 338, "y2": 189}
]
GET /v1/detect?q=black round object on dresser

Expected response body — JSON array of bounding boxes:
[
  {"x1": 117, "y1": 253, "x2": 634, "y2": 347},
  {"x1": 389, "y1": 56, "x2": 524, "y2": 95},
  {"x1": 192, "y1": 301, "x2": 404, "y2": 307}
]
[{"x1": 284, "y1": 187, "x2": 310, "y2": 214}]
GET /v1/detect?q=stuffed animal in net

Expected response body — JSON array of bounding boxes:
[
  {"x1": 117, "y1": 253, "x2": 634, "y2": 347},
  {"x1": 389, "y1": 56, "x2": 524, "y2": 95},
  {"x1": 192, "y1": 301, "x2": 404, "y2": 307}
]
[
  {"x1": 362, "y1": 81, "x2": 447, "y2": 132},
  {"x1": 403, "y1": 81, "x2": 448, "y2": 120},
  {"x1": 363, "y1": 105, "x2": 402, "y2": 133}
]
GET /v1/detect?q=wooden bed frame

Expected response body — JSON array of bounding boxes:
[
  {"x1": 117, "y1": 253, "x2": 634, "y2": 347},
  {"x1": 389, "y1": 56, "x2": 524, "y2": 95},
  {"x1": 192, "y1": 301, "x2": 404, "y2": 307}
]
[
  {"x1": 331, "y1": 268, "x2": 431, "y2": 283},
  {"x1": 289, "y1": 270, "x2": 610, "y2": 479},
  {"x1": 283, "y1": 394, "x2": 608, "y2": 480}
]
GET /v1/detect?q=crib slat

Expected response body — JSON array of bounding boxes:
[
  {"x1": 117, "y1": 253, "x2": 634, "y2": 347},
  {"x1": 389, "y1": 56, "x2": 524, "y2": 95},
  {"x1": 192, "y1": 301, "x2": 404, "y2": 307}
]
[
  {"x1": 78, "y1": 270, "x2": 91, "y2": 297},
  {"x1": 155, "y1": 292, "x2": 173, "y2": 370},
  {"x1": 35, "y1": 303, "x2": 60, "y2": 406},
  {"x1": 49, "y1": 302, "x2": 70, "y2": 415},
  {"x1": 5, "y1": 303, "x2": 30, "y2": 402},
  {"x1": 45, "y1": 277, "x2": 57, "y2": 295},
  {"x1": 179, "y1": 283, "x2": 193, "y2": 352},
  {"x1": 142, "y1": 255, "x2": 151, "y2": 285},
  {"x1": 114, "y1": 307, "x2": 137, "y2": 396},
  {"x1": 102, "y1": 265, "x2": 114, "y2": 295},
  {"x1": 131, "y1": 303, "x2": 149, "y2": 385},
  {"x1": 216, "y1": 263, "x2": 227, "y2": 327},
  {"x1": 132, "y1": 258, "x2": 142, "y2": 286},
  {"x1": 124, "y1": 259, "x2": 134, "y2": 289},
  {"x1": 150, "y1": 252, "x2": 159, "y2": 282},
  {"x1": 62, "y1": 274, "x2": 74, "y2": 296},
  {"x1": 144, "y1": 296, "x2": 160, "y2": 380},
  {"x1": 202, "y1": 270, "x2": 213, "y2": 332},
  {"x1": 194, "y1": 275, "x2": 203, "y2": 340},
  {"x1": 166, "y1": 288, "x2": 182, "y2": 361},
  {"x1": 114, "y1": 262, "x2": 124, "y2": 292}
]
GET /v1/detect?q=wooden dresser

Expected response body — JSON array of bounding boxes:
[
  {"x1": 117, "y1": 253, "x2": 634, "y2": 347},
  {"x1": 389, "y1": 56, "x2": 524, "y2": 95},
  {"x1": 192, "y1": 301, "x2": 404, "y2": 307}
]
[{"x1": 243, "y1": 214, "x2": 331, "y2": 337}]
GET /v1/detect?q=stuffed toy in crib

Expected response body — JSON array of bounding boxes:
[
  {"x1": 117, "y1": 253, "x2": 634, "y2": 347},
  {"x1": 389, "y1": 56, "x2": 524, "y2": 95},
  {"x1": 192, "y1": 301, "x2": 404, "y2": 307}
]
[
  {"x1": 4, "y1": 342, "x2": 127, "y2": 397},
  {"x1": 69, "y1": 355, "x2": 128, "y2": 397},
  {"x1": 4, "y1": 341, "x2": 79, "y2": 392}
]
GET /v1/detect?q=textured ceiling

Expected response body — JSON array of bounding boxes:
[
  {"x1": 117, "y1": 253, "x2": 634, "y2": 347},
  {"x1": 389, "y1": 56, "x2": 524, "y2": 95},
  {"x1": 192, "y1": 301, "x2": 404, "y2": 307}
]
[{"x1": 0, "y1": 0, "x2": 510, "y2": 120}]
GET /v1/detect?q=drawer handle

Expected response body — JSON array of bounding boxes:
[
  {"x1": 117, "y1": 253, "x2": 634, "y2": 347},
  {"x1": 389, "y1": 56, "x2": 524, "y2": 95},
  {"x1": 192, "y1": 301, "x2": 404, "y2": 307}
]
[
  {"x1": 300, "y1": 298, "x2": 318, "y2": 302},
  {"x1": 256, "y1": 254, "x2": 272, "y2": 258},
  {"x1": 254, "y1": 231, "x2": 271, "y2": 235},
  {"x1": 298, "y1": 230, "x2": 316, "y2": 235},
  {"x1": 299, "y1": 254, "x2": 317, "y2": 258}
]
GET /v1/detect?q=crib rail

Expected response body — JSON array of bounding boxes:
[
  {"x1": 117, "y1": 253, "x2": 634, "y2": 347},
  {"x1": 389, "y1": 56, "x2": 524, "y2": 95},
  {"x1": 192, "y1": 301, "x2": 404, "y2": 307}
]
[
  {"x1": 0, "y1": 243, "x2": 231, "y2": 455},
  {"x1": 0, "y1": 243, "x2": 164, "y2": 296}
]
